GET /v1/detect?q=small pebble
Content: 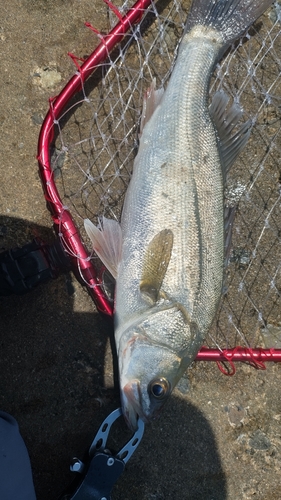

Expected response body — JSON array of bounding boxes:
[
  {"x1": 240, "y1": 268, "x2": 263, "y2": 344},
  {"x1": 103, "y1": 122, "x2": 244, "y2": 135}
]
[{"x1": 249, "y1": 430, "x2": 271, "y2": 451}]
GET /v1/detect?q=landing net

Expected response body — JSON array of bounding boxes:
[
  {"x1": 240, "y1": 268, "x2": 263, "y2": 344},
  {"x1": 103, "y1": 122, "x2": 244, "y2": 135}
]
[{"x1": 38, "y1": 0, "x2": 281, "y2": 368}]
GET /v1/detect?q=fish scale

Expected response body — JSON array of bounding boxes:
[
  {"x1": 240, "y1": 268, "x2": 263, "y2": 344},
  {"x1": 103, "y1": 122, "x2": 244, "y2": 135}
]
[{"x1": 116, "y1": 29, "x2": 225, "y2": 335}]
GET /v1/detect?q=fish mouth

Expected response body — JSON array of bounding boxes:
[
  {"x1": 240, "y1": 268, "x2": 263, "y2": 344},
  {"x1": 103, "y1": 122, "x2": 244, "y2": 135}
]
[{"x1": 122, "y1": 380, "x2": 149, "y2": 430}]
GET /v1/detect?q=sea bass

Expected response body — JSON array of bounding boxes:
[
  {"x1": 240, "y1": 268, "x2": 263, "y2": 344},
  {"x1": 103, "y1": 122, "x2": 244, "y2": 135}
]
[{"x1": 85, "y1": 0, "x2": 273, "y2": 429}]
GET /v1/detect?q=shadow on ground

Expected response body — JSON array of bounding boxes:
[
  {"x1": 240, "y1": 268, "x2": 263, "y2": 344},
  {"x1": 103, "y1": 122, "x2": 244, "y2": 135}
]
[{"x1": 0, "y1": 216, "x2": 226, "y2": 500}]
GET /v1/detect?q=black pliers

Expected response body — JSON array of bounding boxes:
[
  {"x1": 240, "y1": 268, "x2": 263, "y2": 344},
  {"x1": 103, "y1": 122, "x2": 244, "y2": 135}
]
[{"x1": 60, "y1": 408, "x2": 145, "y2": 500}]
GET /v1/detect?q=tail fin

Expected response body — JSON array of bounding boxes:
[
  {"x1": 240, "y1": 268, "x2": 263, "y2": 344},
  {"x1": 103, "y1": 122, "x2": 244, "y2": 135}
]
[{"x1": 184, "y1": 0, "x2": 273, "y2": 43}]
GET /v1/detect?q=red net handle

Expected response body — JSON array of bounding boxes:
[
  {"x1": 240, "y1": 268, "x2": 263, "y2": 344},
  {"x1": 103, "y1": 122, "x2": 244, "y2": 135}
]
[
  {"x1": 37, "y1": 0, "x2": 151, "y2": 315},
  {"x1": 195, "y1": 347, "x2": 281, "y2": 373}
]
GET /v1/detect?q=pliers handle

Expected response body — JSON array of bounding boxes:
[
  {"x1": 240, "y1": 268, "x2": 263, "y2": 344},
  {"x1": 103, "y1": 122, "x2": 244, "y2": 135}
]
[{"x1": 59, "y1": 408, "x2": 144, "y2": 500}]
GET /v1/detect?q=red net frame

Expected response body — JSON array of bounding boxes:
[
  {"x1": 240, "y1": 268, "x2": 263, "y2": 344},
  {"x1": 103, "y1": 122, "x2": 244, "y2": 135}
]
[{"x1": 37, "y1": 0, "x2": 281, "y2": 368}]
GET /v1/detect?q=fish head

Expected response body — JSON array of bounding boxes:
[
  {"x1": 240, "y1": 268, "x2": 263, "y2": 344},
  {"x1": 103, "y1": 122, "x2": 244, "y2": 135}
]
[
  {"x1": 117, "y1": 304, "x2": 198, "y2": 430},
  {"x1": 120, "y1": 336, "x2": 183, "y2": 430}
]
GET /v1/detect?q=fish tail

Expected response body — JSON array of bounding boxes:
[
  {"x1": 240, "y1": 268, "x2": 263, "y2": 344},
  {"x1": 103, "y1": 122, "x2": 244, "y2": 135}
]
[{"x1": 184, "y1": 0, "x2": 273, "y2": 44}]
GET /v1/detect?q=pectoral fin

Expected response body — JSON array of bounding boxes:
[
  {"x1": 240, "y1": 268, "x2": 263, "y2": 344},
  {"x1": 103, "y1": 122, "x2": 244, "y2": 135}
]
[
  {"x1": 140, "y1": 229, "x2": 173, "y2": 304},
  {"x1": 84, "y1": 217, "x2": 122, "y2": 279}
]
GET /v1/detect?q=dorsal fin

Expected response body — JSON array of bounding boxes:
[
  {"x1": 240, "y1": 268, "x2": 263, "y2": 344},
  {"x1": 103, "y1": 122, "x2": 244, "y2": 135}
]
[
  {"x1": 209, "y1": 90, "x2": 251, "y2": 176},
  {"x1": 84, "y1": 217, "x2": 122, "y2": 279},
  {"x1": 140, "y1": 229, "x2": 173, "y2": 304}
]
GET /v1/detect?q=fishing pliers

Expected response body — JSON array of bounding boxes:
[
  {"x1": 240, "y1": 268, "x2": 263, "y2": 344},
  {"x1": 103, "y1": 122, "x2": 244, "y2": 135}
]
[{"x1": 59, "y1": 408, "x2": 145, "y2": 500}]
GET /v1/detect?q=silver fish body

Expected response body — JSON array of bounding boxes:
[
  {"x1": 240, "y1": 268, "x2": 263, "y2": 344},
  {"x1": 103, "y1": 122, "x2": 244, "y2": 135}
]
[
  {"x1": 84, "y1": 0, "x2": 273, "y2": 430},
  {"x1": 117, "y1": 26, "x2": 226, "y2": 329},
  {"x1": 115, "y1": 26, "x2": 225, "y2": 428}
]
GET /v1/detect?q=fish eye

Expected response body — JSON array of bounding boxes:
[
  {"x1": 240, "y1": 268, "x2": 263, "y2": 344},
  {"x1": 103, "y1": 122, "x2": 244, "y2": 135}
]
[{"x1": 149, "y1": 377, "x2": 170, "y2": 399}]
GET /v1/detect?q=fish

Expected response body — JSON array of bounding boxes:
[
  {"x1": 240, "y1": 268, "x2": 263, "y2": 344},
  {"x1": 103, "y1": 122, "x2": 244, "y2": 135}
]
[{"x1": 84, "y1": 0, "x2": 273, "y2": 429}]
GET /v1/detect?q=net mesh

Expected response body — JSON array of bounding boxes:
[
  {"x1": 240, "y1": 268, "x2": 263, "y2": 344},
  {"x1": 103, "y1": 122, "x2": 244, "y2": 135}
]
[{"x1": 50, "y1": 0, "x2": 281, "y2": 353}]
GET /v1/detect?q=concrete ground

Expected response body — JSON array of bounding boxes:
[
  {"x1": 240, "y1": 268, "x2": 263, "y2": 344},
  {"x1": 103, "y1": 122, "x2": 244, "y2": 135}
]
[{"x1": 0, "y1": 1, "x2": 280, "y2": 499}]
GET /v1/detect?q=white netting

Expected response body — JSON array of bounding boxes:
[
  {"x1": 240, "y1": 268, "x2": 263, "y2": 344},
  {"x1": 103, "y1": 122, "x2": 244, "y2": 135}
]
[{"x1": 51, "y1": 0, "x2": 281, "y2": 351}]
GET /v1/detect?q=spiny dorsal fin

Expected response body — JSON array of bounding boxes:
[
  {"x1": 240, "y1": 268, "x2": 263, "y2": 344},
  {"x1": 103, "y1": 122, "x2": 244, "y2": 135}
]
[
  {"x1": 209, "y1": 90, "x2": 251, "y2": 176},
  {"x1": 140, "y1": 229, "x2": 173, "y2": 304},
  {"x1": 84, "y1": 217, "x2": 122, "y2": 279},
  {"x1": 139, "y1": 78, "x2": 164, "y2": 137}
]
